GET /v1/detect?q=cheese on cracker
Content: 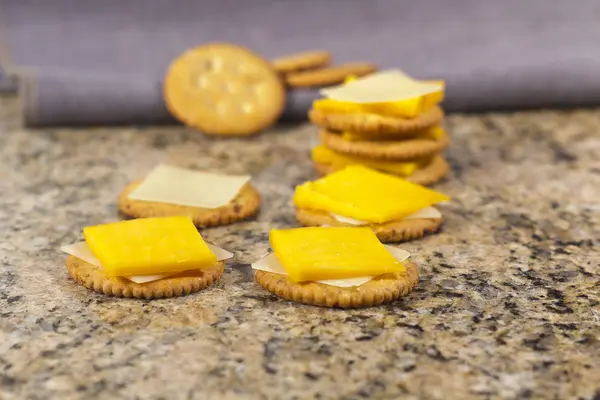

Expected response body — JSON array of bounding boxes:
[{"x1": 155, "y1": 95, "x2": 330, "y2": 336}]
[
  {"x1": 128, "y1": 164, "x2": 250, "y2": 208},
  {"x1": 252, "y1": 248, "x2": 410, "y2": 288},
  {"x1": 61, "y1": 240, "x2": 232, "y2": 283},
  {"x1": 321, "y1": 69, "x2": 444, "y2": 103},
  {"x1": 252, "y1": 251, "x2": 372, "y2": 287},
  {"x1": 316, "y1": 69, "x2": 444, "y2": 118},
  {"x1": 294, "y1": 165, "x2": 450, "y2": 224},
  {"x1": 267, "y1": 227, "x2": 405, "y2": 282},
  {"x1": 82, "y1": 216, "x2": 218, "y2": 277}
]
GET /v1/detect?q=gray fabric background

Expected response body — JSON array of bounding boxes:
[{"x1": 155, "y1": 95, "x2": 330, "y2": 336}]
[
  {"x1": 0, "y1": 67, "x2": 15, "y2": 92},
  {"x1": 1, "y1": 0, "x2": 600, "y2": 127}
]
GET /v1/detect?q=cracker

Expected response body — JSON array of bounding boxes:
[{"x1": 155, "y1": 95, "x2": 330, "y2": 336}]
[
  {"x1": 118, "y1": 181, "x2": 261, "y2": 228},
  {"x1": 164, "y1": 43, "x2": 286, "y2": 136},
  {"x1": 272, "y1": 50, "x2": 331, "y2": 73},
  {"x1": 255, "y1": 261, "x2": 418, "y2": 308},
  {"x1": 285, "y1": 63, "x2": 377, "y2": 88},
  {"x1": 314, "y1": 155, "x2": 450, "y2": 186},
  {"x1": 66, "y1": 256, "x2": 224, "y2": 299},
  {"x1": 295, "y1": 208, "x2": 443, "y2": 243},
  {"x1": 309, "y1": 105, "x2": 444, "y2": 135},
  {"x1": 319, "y1": 129, "x2": 450, "y2": 161}
]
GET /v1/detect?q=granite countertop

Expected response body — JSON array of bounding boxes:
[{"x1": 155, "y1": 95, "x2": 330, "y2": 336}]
[{"x1": 0, "y1": 95, "x2": 598, "y2": 400}]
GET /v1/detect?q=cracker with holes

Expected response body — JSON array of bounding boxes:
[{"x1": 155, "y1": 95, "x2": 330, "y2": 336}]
[{"x1": 164, "y1": 43, "x2": 286, "y2": 136}]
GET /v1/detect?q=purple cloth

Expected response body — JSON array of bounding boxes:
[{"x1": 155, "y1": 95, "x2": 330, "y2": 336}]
[
  {"x1": 0, "y1": 36, "x2": 15, "y2": 92},
  {"x1": 0, "y1": 67, "x2": 15, "y2": 92},
  {"x1": 2, "y1": 0, "x2": 600, "y2": 126},
  {"x1": 0, "y1": 76, "x2": 14, "y2": 93}
]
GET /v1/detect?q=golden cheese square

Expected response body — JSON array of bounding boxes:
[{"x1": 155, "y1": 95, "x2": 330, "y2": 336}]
[
  {"x1": 83, "y1": 216, "x2": 217, "y2": 277},
  {"x1": 293, "y1": 165, "x2": 450, "y2": 223},
  {"x1": 270, "y1": 227, "x2": 404, "y2": 282}
]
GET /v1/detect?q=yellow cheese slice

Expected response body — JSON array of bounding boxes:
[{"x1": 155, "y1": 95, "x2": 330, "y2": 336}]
[
  {"x1": 61, "y1": 241, "x2": 233, "y2": 283},
  {"x1": 331, "y1": 206, "x2": 442, "y2": 226},
  {"x1": 128, "y1": 164, "x2": 250, "y2": 208},
  {"x1": 312, "y1": 145, "x2": 418, "y2": 176},
  {"x1": 83, "y1": 216, "x2": 217, "y2": 277},
  {"x1": 420, "y1": 125, "x2": 445, "y2": 140},
  {"x1": 313, "y1": 96, "x2": 438, "y2": 119},
  {"x1": 252, "y1": 245, "x2": 410, "y2": 287},
  {"x1": 269, "y1": 227, "x2": 405, "y2": 282},
  {"x1": 341, "y1": 125, "x2": 445, "y2": 142},
  {"x1": 320, "y1": 69, "x2": 444, "y2": 106},
  {"x1": 314, "y1": 69, "x2": 444, "y2": 118},
  {"x1": 294, "y1": 165, "x2": 450, "y2": 224}
]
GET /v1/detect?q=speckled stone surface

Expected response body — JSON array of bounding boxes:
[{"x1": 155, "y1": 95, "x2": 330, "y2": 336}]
[{"x1": 0, "y1": 95, "x2": 599, "y2": 400}]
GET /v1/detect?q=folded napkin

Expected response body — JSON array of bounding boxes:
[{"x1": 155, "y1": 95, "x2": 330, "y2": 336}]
[{"x1": 2, "y1": 0, "x2": 600, "y2": 127}]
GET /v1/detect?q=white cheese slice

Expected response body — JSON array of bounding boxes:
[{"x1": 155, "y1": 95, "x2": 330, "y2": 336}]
[
  {"x1": 60, "y1": 241, "x2": 233, "y2": 283},
  {"x1": 124, "y1": 274, "x2": 172, "y2": 284},
  {"x1": 330, "y1": 207, "x2": 442, "y2": 226},
  {"x1": 127, "y1": 164, "x2": 250, "y2": 208},
  {"x1": 251, "y1": 246, "x2": 410, "y2": 288},
  {"x1": 329, "y1": 213, "x2": 369, "y2": 226},
  {"x1": 320, "y1": 69, "x2": 443, "y2": 104},
  {"x1": 317, "y1": 276, "x2": 374, "y2": 288},
  {"x1": 404, "y1": 207, "x2": 443, "y2": 220},
  {"x1": 61, "y1": 241, "x2": 101, "y2": 266}
]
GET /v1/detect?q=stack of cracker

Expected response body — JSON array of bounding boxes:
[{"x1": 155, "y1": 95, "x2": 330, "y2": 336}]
[
  {"x1": 307, "y1": 70, "x2": 450, "y2": 186},
  {"x1": 272, "y1": 50, "x2": 377, "y2": 89}
]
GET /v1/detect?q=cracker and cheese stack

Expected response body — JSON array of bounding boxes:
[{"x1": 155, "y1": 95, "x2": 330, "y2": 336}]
[
  {"x1": 61, "y1": 216, "x2": 233, "y2": 299},
  {"x1": 252, "y1": 227, "x2": 419, "y2": 308},
  {"x1": 307, "y1": 70, "x2": 450, "y2": 186},
  {"x1": 293, "y1": 165, "x2": 450, "y2": 243}
]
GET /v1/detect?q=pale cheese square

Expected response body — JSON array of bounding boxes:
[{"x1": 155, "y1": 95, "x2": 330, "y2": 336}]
[
  {"x1": 128, "y1": 164, "x2": 250, "y2": 208},
  {"x1": 320, "y1": 69, "x2": 443, "y2": 104}
]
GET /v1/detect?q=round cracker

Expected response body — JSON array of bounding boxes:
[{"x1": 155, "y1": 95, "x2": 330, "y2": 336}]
[
  {"x1": 66, "y1": 256, "x2": 224, "y2": 299},
  {"x1": 313, "y1": 155, "x2": 450, "y2": 186},
  {"x1": 309, "y1": 105, "x2": 444, "y2": 135},
  {"x1": 295, "y1": 208, "x2": 443, "y2": 243},
  {"x1": 255, "y1": 261, "x2": 418, "y2": 308},
  {"x1": 118, "y1": 181, "x2": 261, "y2": 228},
  {"x1": 285, "y1": 62, "x2": 377, "y2": 88},
  {"x1": 164, "y1": 43, "x2": 286, "y2": 136},
  {"x1": 319, "y1": 129, "x2": 450, "y2": 161},
  {"x1": 272, "y1": 50, "x2": 331, "y2": 73}
]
